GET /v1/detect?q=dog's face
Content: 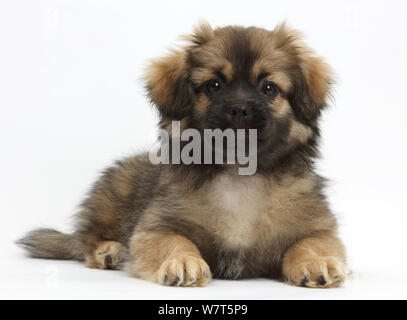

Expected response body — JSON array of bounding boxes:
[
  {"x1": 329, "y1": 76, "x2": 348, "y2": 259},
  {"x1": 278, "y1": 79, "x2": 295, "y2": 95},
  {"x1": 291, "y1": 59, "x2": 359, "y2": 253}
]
[{"x1": 145, "y1": 23, "x2": 333, "y2": 167}]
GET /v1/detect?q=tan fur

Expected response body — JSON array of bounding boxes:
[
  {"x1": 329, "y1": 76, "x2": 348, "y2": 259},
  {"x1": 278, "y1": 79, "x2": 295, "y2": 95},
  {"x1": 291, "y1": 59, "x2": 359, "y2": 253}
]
[
  {"x1": 144, "y1": 49, "x2": 188, "y2": 114},
  {"x1": 190, "y1": 68, "x2": 217, "y2": 86},
  {"x1": 128, "y1": 168, "x2": 338, "y2": 281},
  {"x1": 86, "y1": 241, "x2": 128, "y2": 270},
  {"x1": 203, "y1": 171, "x2": 335, "y2": 250},
  {"x1": 269, "y1": 97, "x2": 314, "y2": 146},
  {"x1": 190, "y1": 60, "x2": 234, "y2": 86},
  {"x1": 112, "y1": 22, "x2": 342, "y2": 285},
  {"x1": 19, "y1": 23, "x2": 346, "y2": 289},
  {"x1": 303, "y1": 57, "x2": 333, "y2": 107},
  {"x1": 270, "y1": 97, "x2": 291, "y2": 116},
  {"x1": 289, "y1": 119, "x2": 313, "y2": 144},
  {"x1": 181, "y1": 21, "x2": 214, "y2": 46},
  {"x1": 252, "y1": 60, "x2": 293, "y2": 93},
  {"x1": 274, "y1": 24, "x2": 333, "y2": 108},
  {"x1": 282, "y1": 231, "x2": 347, "y2": 288},
  {"x1": 128, "y1": 231, "x2": 211, "y2": 287},
  {"x1": 194, "y1": 94, "x2": 211, "y2": 116}
]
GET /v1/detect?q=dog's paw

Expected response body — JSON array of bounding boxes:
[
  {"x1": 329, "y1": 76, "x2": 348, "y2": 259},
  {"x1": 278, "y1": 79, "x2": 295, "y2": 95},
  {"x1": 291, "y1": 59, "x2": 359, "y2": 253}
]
[
  {"x1": 87, "y1": 241, "x2": 128, "y2": 270},
  {"x1": 284, "y1": 256, "x2": 347, "y2": 288},
  {"x1": 156, "y1": 255, "x2": 211, "y2": 287}
]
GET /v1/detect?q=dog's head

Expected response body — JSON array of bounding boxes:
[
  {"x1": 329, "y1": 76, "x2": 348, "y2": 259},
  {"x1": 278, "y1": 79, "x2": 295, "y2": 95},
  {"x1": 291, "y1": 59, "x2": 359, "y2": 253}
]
[{"x1": 145, "y1": 23, "x2": 333, "y2": 169}]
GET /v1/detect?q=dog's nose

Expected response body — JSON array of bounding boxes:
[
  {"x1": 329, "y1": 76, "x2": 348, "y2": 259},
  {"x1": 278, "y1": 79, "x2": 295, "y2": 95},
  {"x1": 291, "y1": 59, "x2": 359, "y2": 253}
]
[{"x1": 224, "y1": 104, "x2": 252, "y2": 126}]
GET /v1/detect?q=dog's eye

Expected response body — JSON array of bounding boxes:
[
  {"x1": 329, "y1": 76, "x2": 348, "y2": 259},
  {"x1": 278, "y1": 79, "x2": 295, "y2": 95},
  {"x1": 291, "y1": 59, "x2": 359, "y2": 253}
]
[
  {"x1": 205, "y1": 79, "x2": 221, "y2": 93},
  {"x1": 262, "y1": 80, "x2": 278, "y2": 97}
]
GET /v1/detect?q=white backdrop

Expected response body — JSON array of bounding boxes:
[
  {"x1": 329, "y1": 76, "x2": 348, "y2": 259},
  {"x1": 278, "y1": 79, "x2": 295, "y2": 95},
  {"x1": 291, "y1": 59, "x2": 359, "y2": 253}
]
[{"x1": 1, "y1": 0, "x2": 407, "y2": 299}]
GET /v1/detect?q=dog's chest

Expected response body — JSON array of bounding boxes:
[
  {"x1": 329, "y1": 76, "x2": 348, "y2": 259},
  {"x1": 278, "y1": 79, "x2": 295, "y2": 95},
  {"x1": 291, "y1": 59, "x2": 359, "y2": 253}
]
[{"x1": 207, "y1": 174, "x2": 274, "y2": 248}]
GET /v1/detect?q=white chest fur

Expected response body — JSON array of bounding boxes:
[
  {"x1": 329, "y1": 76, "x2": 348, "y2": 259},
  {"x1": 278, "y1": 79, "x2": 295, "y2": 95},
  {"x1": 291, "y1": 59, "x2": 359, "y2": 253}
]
[{"x1": 207, "y1": 173, "x2": 272, "y2": 248}]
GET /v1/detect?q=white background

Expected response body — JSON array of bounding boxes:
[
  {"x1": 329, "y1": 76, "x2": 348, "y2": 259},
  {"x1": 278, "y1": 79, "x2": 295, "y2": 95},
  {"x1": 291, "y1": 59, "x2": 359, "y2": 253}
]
[{"x1": 1, "y1": 0, "x2": 406, "y2": 300}]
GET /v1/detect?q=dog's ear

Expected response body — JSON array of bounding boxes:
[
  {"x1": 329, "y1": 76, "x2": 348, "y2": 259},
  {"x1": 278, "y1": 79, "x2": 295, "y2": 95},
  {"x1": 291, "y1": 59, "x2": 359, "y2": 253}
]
[
  {"x1": 273, "y1": 24, "x2": 333, "y2": 124},
  {"x1": 182, "y1": 21, "x2": 214, "y2": 46},
  {"x1": 144, "y1": 23, "x2": 214, "y2": 120},
  {"x1": 144, "y1": 49, "x2": 193, "y2": 120},
  {"x1": 291, "y1": 54, "x2": 333, "y2": 124}
]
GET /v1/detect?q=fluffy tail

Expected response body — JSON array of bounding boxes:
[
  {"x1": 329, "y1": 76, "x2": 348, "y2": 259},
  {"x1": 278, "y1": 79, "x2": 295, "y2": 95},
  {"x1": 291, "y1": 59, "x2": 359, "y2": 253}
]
[{"x1": 16, "y1": 228, "x2": 83, "y2": 261}]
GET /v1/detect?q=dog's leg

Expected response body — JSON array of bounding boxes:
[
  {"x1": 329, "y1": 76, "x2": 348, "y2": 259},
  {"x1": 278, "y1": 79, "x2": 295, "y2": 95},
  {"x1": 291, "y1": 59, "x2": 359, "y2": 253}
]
[
  {"x1": 128, "y1": 231, "x2": 211, "y2": 287},
  {"x1": 85, "y1": 241, "x2": 128, "y2": 270},
  {"x1": 282, "y1": 231, "x2": 347, "y2": 288}
]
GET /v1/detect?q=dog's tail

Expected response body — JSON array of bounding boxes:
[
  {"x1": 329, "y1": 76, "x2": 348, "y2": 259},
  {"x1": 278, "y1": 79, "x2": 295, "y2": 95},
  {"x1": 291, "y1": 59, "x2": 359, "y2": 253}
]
[{"x1": 16, "y1": 228, "x2": 83, "y2": 261}]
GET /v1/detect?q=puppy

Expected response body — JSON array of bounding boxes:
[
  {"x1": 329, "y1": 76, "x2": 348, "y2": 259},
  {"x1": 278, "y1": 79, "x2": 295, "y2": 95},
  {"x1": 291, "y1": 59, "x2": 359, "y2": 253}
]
[{"x1": 18, "y1": 23, "x2": 347, "y2": 288}]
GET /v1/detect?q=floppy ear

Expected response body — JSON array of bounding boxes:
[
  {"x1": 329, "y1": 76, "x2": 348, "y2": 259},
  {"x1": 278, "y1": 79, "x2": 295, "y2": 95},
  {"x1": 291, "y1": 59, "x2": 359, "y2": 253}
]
[
  {"x1": 291, "y1": 54, "x2": 333, "y2": 124},
  {"x1": 144, "y1": 23, "x2": 214, "y2": 120},
  {"x1": 274, "y1": 24, "x2": 333, "y2": 124},
  {"x1": 144, "y1": 49, "x2": 194, "y2": 120}
]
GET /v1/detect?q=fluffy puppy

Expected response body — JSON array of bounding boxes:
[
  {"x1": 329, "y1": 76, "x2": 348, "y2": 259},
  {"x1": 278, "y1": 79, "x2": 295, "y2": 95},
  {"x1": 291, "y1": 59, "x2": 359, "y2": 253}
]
[{"x1": 18, "y1": 23, "x2": 347, "y2": 288}]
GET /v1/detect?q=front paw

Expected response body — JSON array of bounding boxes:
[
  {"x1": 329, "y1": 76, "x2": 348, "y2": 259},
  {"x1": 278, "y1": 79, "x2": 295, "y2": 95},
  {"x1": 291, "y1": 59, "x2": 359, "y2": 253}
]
[
  {"x1": 283, "y1": 256, "x2": 347, "y2": 288},
  {"x1": 156, "y1": 255, "x2": 212, "y2": 287}
]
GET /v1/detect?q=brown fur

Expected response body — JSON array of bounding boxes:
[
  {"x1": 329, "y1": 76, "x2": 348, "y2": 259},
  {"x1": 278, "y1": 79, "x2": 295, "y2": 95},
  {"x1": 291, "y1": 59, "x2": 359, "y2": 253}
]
[
  {"x1": 129, "y1": 231, "x2": 211, "y2": 287},
  {"x1": 86, "y1": 241, "x2": 128, "y2": 270},
  {"x1": 282, "y1": 231, "x2": 346, "y2": 288},
  {"x1": 17, "y1": 23, "x2": 347, "y2": 288}
]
